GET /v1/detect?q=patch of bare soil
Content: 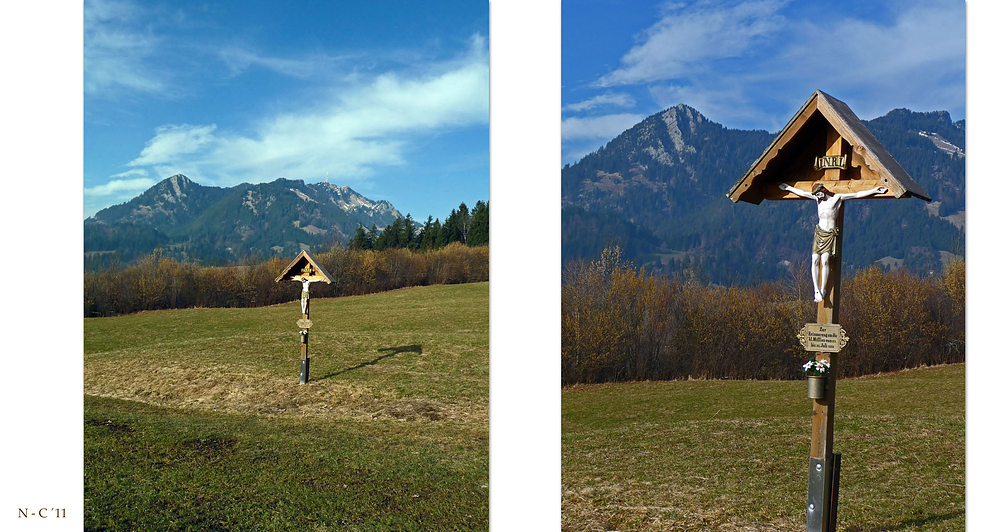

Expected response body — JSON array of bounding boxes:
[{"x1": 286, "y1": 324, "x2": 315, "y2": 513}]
[{"x1": 84, "y1": 359, "x2": 485, "y2": 425}]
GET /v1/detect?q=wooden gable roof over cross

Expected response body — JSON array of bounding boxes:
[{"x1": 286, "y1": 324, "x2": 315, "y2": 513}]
[
  {"x1": 727, "y1": 90, "x2": 931, "y2": 204},
  {"x1": 274, "y1": 249, "x2": 334, "y2": 283}
]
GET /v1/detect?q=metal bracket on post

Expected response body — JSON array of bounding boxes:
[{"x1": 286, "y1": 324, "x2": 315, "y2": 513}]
[
  {"x1": 807, "y1": 454, "x2": 842, "y2": 532},
  {"x1": 299, "y1": 358, "x2": 310, "y2": 384},
  {"x1": 806, "y1": 457, "x2": 829, "y2": 532},
  {"x1": 299, "y1": 328, "x2": 309, "y2": 384}
]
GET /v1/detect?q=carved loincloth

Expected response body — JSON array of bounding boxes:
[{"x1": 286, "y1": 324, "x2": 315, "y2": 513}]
[{"x1": 812, "y1": 225, "x2": 839, "y2": 256}]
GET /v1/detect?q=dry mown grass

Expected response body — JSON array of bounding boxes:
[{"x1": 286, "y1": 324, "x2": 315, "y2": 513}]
[
  {"x1": 85, "y1": 282, "x2": 489, "y2": 432},
  {"x1": 84, "y1": 359, "x2": 486, "y2": 424}
]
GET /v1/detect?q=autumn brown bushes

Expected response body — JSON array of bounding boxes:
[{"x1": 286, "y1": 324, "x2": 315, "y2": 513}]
[
  {"x1": 562, "y1": 247, "x2": 964, "y2": 384},
  {"x1": 562, "y1": 246, "x2": 683, "y2": 383},
  {"x1": 839, "y1": 261, "x2": 965, "y2": 376},
  {"x1": 84, "y1": 244, "x2": 489, "y2": 316}
]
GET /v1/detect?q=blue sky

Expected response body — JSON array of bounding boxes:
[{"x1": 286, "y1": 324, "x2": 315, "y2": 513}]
[
  {"x1": 562, "y1": 0, "x2": 966, "y2": 165},
  {"x1": 84, "y1": 0, "x2": 489, "y2": 221}
]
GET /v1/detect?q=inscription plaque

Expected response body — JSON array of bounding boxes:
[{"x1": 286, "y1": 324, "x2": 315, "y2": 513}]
[
  {"x1": 797, "y1": 323, "x2": 849, "y2": 352},
  {"x1": 813, "y1": 155, "x2": 847, "y2": 170}
]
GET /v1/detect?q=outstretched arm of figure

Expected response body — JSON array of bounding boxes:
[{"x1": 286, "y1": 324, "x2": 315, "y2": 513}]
[
  {"x1": 836, "y1": 185, "x2": 888, "y2": 200},
  {"x1": 778, "y1": 182, "x2": 816, "y2": 199}
]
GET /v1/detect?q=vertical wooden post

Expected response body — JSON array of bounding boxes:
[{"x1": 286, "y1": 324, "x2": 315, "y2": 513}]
[
  {"x1": 807, "y1": 127, "x2": 847, "y2": 532},
  {"x1": 300, "y1": 292, "x2": 310, "y2": 384}
]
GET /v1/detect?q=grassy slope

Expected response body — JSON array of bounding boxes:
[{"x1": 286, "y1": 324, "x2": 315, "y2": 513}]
[
  {"x1": 562, "y1": 364, "x2": 964, "y2": 532},
  {"x1": 84, "y1": 282, "x2": 488, "y2": 531}
]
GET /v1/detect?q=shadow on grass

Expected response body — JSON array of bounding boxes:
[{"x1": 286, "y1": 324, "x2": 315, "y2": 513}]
[
  {"x1": 316, "y1": 344, "x2": 423, "y2": 380},
  {"x1": 844, "y1": 510, "x2": 964, "y2": 532}
]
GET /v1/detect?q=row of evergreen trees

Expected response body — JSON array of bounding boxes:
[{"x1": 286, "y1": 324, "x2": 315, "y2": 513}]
[{"x1": 350, "y1": 200, "x2": 488, "y2": 251}]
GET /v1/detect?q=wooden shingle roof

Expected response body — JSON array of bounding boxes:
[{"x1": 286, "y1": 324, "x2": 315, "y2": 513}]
[{"x1": 728, "y1": 90, "x2": 931, "y2": 204}]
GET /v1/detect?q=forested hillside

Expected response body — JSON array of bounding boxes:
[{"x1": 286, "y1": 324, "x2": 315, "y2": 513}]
[
  {"x1": 562, "y1": 105, "x2": 965, "y2": 284},
  {"x1": 85, "y1": 174, "x2": 488, "y2": 270}
]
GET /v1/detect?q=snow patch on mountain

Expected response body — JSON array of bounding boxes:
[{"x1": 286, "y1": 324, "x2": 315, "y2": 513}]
[
  {"x1": 291, "y1": 188, "x2": 318, "y2": 203},
  {"x1": 918, "y1": 131, "x2": 964, "y2": 158}
]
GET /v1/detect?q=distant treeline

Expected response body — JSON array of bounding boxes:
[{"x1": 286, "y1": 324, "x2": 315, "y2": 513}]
[
  {"x1": 350, "y1": 200, "x2": 488, "y2": 251},
  {"x1": 562, "y1": 246, "x2": 965, "y2": 384},
  {"x1": 85, "y1": 243, "x2": 488, "y2": 317}
]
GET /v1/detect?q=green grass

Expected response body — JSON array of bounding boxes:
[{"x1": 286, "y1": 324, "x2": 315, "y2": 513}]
[
  {"x1": 85, "y1": 282, "x2": 488, "y2": 531},
  {"x1": 562, "y1": 364, "x2": 964, "y2": 531}
]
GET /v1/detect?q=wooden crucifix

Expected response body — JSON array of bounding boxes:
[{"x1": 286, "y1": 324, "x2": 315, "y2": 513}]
[
  {"x1": 728, "y1": 91, "x2": 930, "y2": 532},
  {"x1": 275, "y1": 250, "x2": 334, "y2": 384}
]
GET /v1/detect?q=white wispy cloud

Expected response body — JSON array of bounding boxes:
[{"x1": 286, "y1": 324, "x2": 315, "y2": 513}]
[
  {"x1": 562, "y1": 113, "x2": 646, "y2": 141},
  {"x1": 582, "y1": 0, "x2": 964, "y2": 132},
  {"x1": 595, "y1": 0, "x2": 787, "y2": 87},
  {"x1": 85, "y1": 176, "x2": 158, "y2": 197},
  {"x1": 776, "y1": 1, "x2": 965, "y2": 118},
  {"x1": 218, "y1": 47, "x2": 361, "y2": 79},
  {"x1": 84, "y1": 0, "x2": 168, "y2": 97},
  {"x1": 123, "y1": 35, "x2": 489, "y2": 187},
  {"x1": 109, "y1": 168, "x2": 148, "y2": 179},
  {"x1": 563, "y1": 92, "x2": 637, "y2": 113},
  {"x1": 129, "y1": 124, "x2": 218, "y2": 166}
]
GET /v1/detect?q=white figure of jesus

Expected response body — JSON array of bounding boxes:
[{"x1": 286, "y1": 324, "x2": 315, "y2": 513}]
[
  {"x1": 297, "y1": 277, "x2": 314, "y2": 314},
  {"x1": 778, "y1": 182, "x2": 888, "y2": 302}
]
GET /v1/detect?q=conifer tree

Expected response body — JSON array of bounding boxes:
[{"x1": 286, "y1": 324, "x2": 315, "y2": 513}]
[
  {"x1": 403, "y1": 214, "x2": 417, "y2": 250},
  {"x1": 349, "y1": 225, "x2": 371, "y2": 250},
  {"x1": 441, "y1": 209, "x2": 460, "y2": 245},
  {"x1": 456, "y1": 202, "x2": 471, "y2": 243},
  {"x1": 468, "y1": 200, "x2": 489, "y2": 247},
  {"x1": 418, "y1": 215, "x2": 435, "y2": 250}
]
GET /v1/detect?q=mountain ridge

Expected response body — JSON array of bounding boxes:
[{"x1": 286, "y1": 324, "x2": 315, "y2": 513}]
[
  {"x1": 85, "y1": 175, "x2": 404, "y2": 266},
  {"x1": 562, "y1": 103, "x2": 965, "y2": 284}
]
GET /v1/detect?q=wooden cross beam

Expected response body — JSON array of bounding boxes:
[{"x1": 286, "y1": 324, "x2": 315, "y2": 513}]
[
  {"x1": 274, "y1": 250, "x2": 334, "y2": 385},
  {"x1": 727, "y1": 91, "x2": 930, "y2": 532}
]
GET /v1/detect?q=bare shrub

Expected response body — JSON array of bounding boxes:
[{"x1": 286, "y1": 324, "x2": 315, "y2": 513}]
[
  {"x1": 562, "y1": 246, "x2": 964, "y2": 385},
  {"x1": 562, "y1": 247, "x2": 682, "y2": 384},
  {"x1": 84, "y1": 244, "x2": 488, "y2": 316}
]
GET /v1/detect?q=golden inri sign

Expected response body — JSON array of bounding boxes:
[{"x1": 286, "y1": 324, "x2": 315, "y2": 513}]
[
  {"x1": 797, "y1": 323, "x2": 849, "y2": 352},
  {"x1": 814, "y1": 155, "x2": 846, "y2": 170}
]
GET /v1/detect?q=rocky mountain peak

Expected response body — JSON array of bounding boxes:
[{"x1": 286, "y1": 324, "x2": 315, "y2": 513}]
[
  {"x1": 86, "y1": 175, "x2": 406, "y2": 264},
  {"x1": 562, "y1": 102, "x2": 965, "y2": 284},
  {"x1": 155, "y1": 174, "x2": 192, "y2": 204}
]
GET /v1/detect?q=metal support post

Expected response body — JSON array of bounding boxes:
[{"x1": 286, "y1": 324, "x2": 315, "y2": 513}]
[
  {"x1": 299, "y1": 356, "x2": 310, "y2": 385},
  {"x1": 828, "y1": 453, "x2": 841, "y2": 531}
]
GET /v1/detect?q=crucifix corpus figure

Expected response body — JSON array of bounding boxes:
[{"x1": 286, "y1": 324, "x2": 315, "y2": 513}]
[
  {"x1": 778, "y1": 182, "x2": 888, "y2": 302},
  {"x1": 295, "y1": 277, "x2": 314, "y2": 313},
  {"x1": 293, "y1": 264, "x2": 316, "y2": 314}
]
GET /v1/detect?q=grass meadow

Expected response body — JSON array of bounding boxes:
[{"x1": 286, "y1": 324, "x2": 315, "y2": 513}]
[
  {"x1": 562, "y1": 364, "x2": 964, "y2": 531},
  {"x1": 84, "y1": 282, "x2": 488, "y2": 531}
]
